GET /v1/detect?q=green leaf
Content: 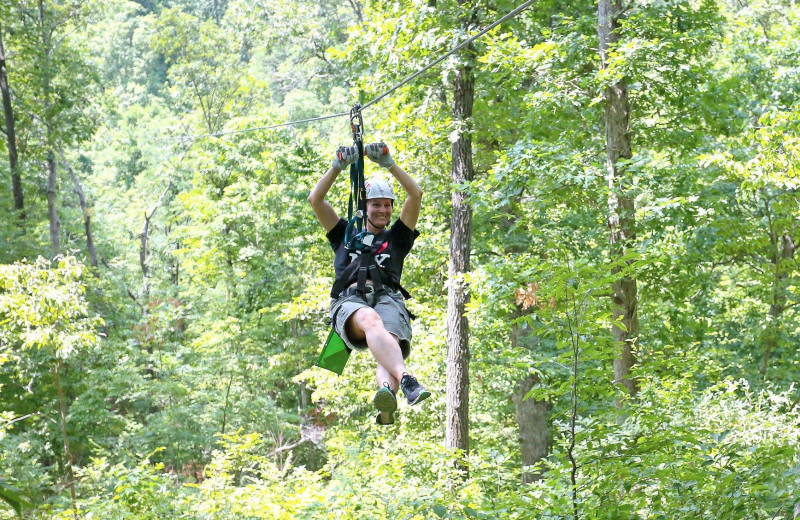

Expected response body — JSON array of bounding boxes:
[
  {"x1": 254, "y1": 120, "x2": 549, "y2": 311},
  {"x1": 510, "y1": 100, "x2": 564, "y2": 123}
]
[{"x1": 0, "y1": 480, "x2": 31, "y2": 516}]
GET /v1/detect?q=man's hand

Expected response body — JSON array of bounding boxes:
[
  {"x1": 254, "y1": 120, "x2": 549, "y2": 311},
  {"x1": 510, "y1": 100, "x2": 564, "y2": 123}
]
[
  {"x1": 365, "y1": 142, "x2": 396, "y2": 169},
  {"x1": 331, "y1": 145, "x2": 359, "y2": 171}
]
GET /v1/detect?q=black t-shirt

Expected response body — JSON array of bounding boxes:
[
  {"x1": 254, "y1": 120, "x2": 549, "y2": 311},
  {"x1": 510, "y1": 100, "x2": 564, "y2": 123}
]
[{"x1": 326, "y1": 217, "x2": 420, "y2": 296}]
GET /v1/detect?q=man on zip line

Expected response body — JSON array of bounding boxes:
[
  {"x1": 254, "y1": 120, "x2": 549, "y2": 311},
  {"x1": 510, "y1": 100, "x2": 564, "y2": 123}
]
[{"x1": 308, "y1": 142, "x2": 431, "y2": 425}]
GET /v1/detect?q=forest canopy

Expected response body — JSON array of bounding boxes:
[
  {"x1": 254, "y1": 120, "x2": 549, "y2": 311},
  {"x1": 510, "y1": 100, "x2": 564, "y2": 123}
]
[{"x1": 1, "y1": 0, "x2": 799, "y2": 518}]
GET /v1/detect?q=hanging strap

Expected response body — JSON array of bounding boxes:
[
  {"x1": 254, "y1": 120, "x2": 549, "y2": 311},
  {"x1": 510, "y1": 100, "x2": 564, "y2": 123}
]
[
  {"x1": 348, "y1": 103, "x2": 379, "y2": 298},
  {"x1": 351, "y1": 103, "x2": 366, "y2": 218},
  {"x1": 345, "y1": 103, "x2": 366, "y2": 251}
]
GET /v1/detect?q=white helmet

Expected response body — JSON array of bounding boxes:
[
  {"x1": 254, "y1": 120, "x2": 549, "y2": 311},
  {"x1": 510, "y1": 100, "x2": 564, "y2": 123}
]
[{"x1": 365, "y1": 179, "x2": 396, "y2": 201}]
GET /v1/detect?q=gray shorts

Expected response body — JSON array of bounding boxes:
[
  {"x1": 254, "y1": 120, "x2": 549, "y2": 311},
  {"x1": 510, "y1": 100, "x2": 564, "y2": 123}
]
[{"x1": 330, "y1": 289, "x2": 413, "y2": 359}]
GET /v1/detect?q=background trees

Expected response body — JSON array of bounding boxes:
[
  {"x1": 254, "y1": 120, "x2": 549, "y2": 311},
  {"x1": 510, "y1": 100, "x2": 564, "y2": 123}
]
[{"x1": 1, "y1": 0, "x2": 799, "y2": 518}]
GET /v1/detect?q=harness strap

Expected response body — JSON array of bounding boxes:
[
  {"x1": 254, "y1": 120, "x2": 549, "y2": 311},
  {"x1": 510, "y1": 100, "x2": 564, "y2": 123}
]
[
  {"x1": 356, "y1": 249, "x2": 370, "y2": 296},
  {"x1": 347, "y1": 104, "x2": 365, "y2": 230},
  {"x1": 348, "y1": 144, "x2": 364, "y2": 224},
  {"x1": 356, "y1": 246, "x2": 386, "y2": 301},
  {"x1": 330, "y1": 257, "x2": 411, "y2": 301}
]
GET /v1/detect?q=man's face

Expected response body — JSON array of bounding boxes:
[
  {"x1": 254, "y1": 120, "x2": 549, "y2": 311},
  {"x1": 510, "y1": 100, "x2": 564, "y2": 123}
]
[{"x1": 366, "y1": 198, "x2": 393, "y2": 229}]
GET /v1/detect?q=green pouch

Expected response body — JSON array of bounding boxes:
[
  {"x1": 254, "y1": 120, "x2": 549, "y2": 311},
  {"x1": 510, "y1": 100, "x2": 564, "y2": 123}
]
[{"x1": 315, "y1": 329, "x2": 351, "y2": 375}]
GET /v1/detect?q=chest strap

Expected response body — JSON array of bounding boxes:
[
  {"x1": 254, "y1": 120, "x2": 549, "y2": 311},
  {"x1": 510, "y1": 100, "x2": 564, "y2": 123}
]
[{"x1": 356, "y1": 246, "x2": 385, "y2": 300}]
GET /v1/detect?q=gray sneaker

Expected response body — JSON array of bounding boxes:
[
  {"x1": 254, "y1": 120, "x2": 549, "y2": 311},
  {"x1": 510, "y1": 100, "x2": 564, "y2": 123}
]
[
  {"x1": 373, "y1": 384, "x2": 397, "y2": 425},
  {"x1": 400, "y1": 374, "x2": 431, "y2": 406}
]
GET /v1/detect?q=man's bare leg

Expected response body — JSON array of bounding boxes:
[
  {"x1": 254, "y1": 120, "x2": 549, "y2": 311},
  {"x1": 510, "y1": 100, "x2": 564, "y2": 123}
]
[
  {"x1": 347, "y1": 307, "x2": 410, "y2": 383},
  {"x1": 347, "y1": 307, "x2": 430, "y2": 415}
]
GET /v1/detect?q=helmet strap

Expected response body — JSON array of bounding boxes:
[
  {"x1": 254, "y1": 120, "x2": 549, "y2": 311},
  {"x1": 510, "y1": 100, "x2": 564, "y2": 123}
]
[{"x1": 367, "y1": 216, "x2": 387, "y2": 232}]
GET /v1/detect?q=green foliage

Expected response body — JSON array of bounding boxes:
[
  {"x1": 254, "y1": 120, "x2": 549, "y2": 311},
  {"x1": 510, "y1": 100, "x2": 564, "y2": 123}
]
[
  {"x1": 73, "y1": 450, "x2": 189, "y2": 519},
  {"x1": 0, "y1": 257, "x2": 100, "y2": 513},
  {"x1": 571, "y1": 379, "x2": 800, "y2": 519},
  {"x1": 0, "y1": 479, "x2": 31, "y2": 517},
  {"x1": 0, "y1": 257, "x2": 100, "y2": 359},
  {"x1": 1, "y1": 0, "x2": 800, "y2": 518},
  {"x1": 151, "y1": 7, "x2": 262, "y2": 134}
]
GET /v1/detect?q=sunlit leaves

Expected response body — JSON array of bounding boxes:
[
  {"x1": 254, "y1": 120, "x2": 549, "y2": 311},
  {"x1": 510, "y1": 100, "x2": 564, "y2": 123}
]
[
  {"x1": 151, "y1": 8, "x2": 262, "y2": 134},
  {"x1": 0, "y1": 257, "x2": 101, "y2": 360}
]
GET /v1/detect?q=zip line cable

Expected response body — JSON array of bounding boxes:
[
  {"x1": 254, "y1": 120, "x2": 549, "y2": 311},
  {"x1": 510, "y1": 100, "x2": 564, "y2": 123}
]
[
  {"x1": 162, "y1": 0, "x2": 537, "y2": 142},
  {"x1": 165, "y1": 111, "x2": 353, "y2": 141},
  {"x1": 361, "y1": 0, "x2": 537, "y2": 111}
]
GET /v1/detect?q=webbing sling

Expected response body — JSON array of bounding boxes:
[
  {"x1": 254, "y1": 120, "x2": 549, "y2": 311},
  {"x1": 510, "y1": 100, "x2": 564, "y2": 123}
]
[{"x1": 344, "y1": 104, "x2": 367, "y2": 251}]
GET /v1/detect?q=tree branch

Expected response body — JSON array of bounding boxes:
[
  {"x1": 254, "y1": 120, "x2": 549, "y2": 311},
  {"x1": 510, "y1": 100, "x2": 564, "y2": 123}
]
[
  {"x1": 268, "y1": 438, "x2": 307, "y2": 457},
  {"x1": 140, "y1": 180, "x2": 172, "y2": 284},
  {"x1": 126, "y1": 287, "x2": 142, "y2": 311},
  {"x1": 59, "y1": 148, "x2": 98, "y2": 267}
]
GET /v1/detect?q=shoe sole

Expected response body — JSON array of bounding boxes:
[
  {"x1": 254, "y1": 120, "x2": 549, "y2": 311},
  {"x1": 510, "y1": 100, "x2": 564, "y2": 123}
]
[
  {"x1": 407, "y1": 389, "x2": 431, "y2": 406},
  {"x1": 374, "y1": 389, "x2": 397, "y2": 425}
]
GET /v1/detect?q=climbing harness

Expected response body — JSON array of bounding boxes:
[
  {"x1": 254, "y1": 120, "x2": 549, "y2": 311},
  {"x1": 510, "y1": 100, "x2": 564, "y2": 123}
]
[{"x1": 338, "y1": 103, "x2": 386, "y2": 300}]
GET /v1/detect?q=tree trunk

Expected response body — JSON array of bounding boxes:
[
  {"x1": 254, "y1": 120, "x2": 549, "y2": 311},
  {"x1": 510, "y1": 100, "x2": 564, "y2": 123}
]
[
  {"x1": 512, "y1": 372, "x2": 551, "y2": 483},
  {"x1": 761, "y1": 228, "x2": 795, "y2": 376},
  {"x1": 598, "y1": 0, "x2": 639, "y2": 397},
  {"x1": 138, "y1": 182, "x2": 171, "y2": 383},
  {"x1": 39, "y1": 0, "x2": 60, "y2": 256},
  {"x1": 0, "y1": 29, "x2": 24, "y2": 220},
  {"x1": 54, "y1": 361, "x2": 79, "y2": 520},
  {"x1": 510, "y1": 296, "x2": 552, "y2": 483},
  {"x1": 140, "y1": 182, "x2": 171, "y2": 301},
  {"x1": 60, "y1": 150, "x2": 98, "y2": 267},
  {"x1": 446, "y1": 23, "x2": 475, "y2": 475},
  {"x1": 46, "y1": 148, "x2": 60, "y2": 255}
]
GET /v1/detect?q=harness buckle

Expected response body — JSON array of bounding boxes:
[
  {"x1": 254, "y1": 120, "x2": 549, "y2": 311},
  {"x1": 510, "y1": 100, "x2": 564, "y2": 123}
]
[
  {"x1": 342, "y1": 285, "x2": 374, "y2": 298},
  {"x1": 344, "y1": 211, "x2": 375, "y2": 251}
]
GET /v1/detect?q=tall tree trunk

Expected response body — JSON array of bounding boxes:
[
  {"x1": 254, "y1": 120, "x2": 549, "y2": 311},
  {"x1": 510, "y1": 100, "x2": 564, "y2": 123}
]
[
  {"x1": 46, "y1": 148, "x2": 60, "y2": 255},
  {"x1": 138, "y1": 181, "x2": 171, "y2": 383},
  {"x1": 60, "y1": 150, "x2": 98, "y2": 267},
  {"x1": 140, "y1": 183, "x2": 171, "y2": 301},
  {"x1": 0, "y1": 29, "x2": 24, "y2": 220},
  {"x1": 54, "y1": 361, "x2": 79, "y2": 520},
  {"x1": 512, "y1": 372, "x2": 551, "y2": 483},
  {"x1": 598, "y1": 0, "x2": 639, "y2": 397},
  {"x1": 446, "y1": 15, "x2": 475, "y2": 474},
  {"x1": 761, "y1": 226, "x2": 795, "y2": 377},
  {"x1": 40, "y1": 0, "x2": 60, "y2": 256},
  {"x1": 512, "y1": 278, "x2": 552, "y2": 482}
]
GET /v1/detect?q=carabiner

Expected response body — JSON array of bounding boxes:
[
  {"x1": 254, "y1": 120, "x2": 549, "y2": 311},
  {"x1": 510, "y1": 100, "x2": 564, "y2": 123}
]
[{"x1": 350, "y1": 103, "x2": 363, "y2": 143}]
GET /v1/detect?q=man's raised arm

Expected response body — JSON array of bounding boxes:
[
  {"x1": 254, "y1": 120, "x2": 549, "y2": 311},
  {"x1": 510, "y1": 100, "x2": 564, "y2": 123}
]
[{"x1": 308, "y1": 146, "x2": 358, "y2": 232}]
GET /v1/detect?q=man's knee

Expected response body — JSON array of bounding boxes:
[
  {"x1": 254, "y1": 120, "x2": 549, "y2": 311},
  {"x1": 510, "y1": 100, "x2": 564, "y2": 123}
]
[{"x1": 353, "y1": 307, "x2": 384, "y2": 332}]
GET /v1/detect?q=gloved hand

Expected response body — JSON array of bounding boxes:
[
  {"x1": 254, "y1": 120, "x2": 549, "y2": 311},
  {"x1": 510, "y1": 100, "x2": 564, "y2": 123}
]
[
  {"x1": 331, "y1": 145, "x2": 359, "y2": 171},
  {"x1": 365, "y1": 142, "x2": 395, "y2": 169}
]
